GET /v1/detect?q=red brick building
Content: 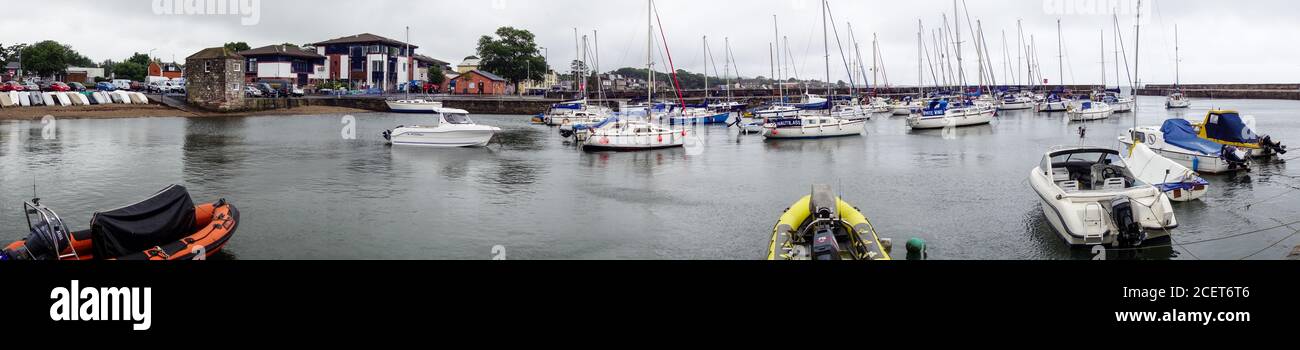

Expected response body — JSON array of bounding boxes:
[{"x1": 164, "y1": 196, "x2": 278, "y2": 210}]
[
  {"x1": 149, "y1": 62, "x2": 184, "y2": 79},
  {"x1": 448, "y1": 70, "x2": 507, "y2": 95}
]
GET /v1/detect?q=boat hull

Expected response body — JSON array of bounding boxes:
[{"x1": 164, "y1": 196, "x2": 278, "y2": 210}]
[
  {"x1": 388, "y1": 128, "x2": 497, "y2": 148},
  {"x1": 763, "y1": 120, "x2": 865, "y2": 139},
  {"x1": 907, "y1": 109, "x2": 995, "y2": 129},
  {"x1": 1118, "y1": 140, "x2": 1243, "y2": 174},
  {"x1": 1036, "y1": 101, "x2": 1068, "y2": 112},
  {"x1": 1029, "y1": 167, "x2": 1176, "y2": 246}
]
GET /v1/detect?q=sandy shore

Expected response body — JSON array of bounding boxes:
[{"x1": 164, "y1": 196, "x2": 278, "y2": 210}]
[{"x1": 0, "y1": 104, "x2": 373, "y2": 121}]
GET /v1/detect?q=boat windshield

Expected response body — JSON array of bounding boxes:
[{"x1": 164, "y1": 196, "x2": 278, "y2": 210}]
[
  {"x1": 1051, "y1": 151, "x2": 1123, "y2": 167},
  {"x1": 443, "y1": 113, "x2": 473, "y2": 124}
]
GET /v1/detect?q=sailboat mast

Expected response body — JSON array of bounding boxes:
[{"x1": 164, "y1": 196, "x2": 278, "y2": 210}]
[
  {"x1": 774, "y1": 15, "x2": 783, "y2": 103},
  {"x1": 1174, "y1": 24, "x2": 1180, "y2": 88},
  {"x1": 404, "y1": 26, "x2": 410, "y2": 99},
  {"x1": 823, "y1": 0, "x2": 831, "y2": 99},
  {"x1": 703, "y1": 36, "x2": 708, "y2": 100},
  {"x1": 953, "y1": 1, "x2": 965, "y2": 90},
  {"x1": 647, "y1": 0, "x2": 652, "y2": 103},
  {"x1": 1017, "y1": 19, "x2": 1024, "y2": 86},
  {"x1": 1100, "y1": 30, "x2": 1105, "y2": 89},
  {"x1": 725, "y1": 37, "x2": 733, "y2": 103},
  {"x1": 918, "y1": 19, "x2": 923, "y2": 95},
  {"x1": 1056, "y1": 19, "x2": 1063, "y2": 89},
  {"x1": 1134, "y1": 0, "x2": 1142, "y2": 99}
]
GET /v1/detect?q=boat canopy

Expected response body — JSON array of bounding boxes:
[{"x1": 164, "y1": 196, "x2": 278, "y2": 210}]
[
  {"x1": 90, "y1": 185, "x2": 197, "y2": 259},
  {"x1": 1199, "y1": 111, "x2": 1259, "y2": 146},
  {"x1": 572, "y1": 116, "x2": 620, "y2": 131},
  {"x1": 1126, "y1": 143, "x2": 1207, "y2": 192},
  {"x1": 1162, "y1": 119, "x2": 1224, "y2": 155}
]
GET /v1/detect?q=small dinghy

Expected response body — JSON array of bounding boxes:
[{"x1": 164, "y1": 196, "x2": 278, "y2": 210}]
[
  {"x1": 1119, "y1": 119, "x2": 1250, "y2": 174},
  {"x1": 1, "y1": 185, "x2": 238, "y2": 261},
  {"x1": 18, "y1": 92, "x2": 31, "y2": 106},
  {"x1": 40, "y1": 92, "x2": 56, "y2": 106},
  {"x1": 54, "y1": 92, "x2": 71, "y2": 106},
  {"x1": 66, "y1": 92, "x2": 83, "y2": 106},
  {"x1": 75, "y1": 92, "x2": 91, "y2": 105},
  {"x1": 1124, "y1": 143, "x2": 1209, "y2": 202},
  {"x1": 768, "y1": 184, "x2": 892, "y2": 260},
  {"x1": 0, "y1": 92, "x2": 13, "y2": 107},
  {"x1": 1194, "y1": 110, "x2": 1287, "y2": 159}
]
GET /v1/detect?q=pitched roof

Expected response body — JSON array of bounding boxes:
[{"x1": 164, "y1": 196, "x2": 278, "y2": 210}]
[
  {"x1": 237, "y1": 45, "x2": 325, "y2": 59},
  {"x1": 413, "y1": 54, "x2": 449, "y2": 66},
  {"x1": 187, "y1": 47, "x2": 244, "y2": 60},
  {"x1": 457, "y1": 69, "x2": 506, "y2": 82},
  {"x1": 5, "y1": 62, "x2": 20, "y2": 69},
  {"x1": 311, "y1": 33, "x2": 417, "y2": 49}
]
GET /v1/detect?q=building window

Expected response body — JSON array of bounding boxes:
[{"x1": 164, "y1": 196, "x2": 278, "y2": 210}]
[
  {"x1": 204, "y1": 61, "x2": 211, "y2": 73},
  {"x1": 232, "y1": 61, "x2": 240, "y2": 72},
  {"x1": 247, "y1": 58, "x2": 257, "y2": 72}
]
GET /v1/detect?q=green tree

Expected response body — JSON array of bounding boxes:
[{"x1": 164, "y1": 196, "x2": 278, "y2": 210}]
[
  {"x1": 476, "y1": 27, "x2": 547, "y2": 92},
  {"x1": 127, "y1": 53, "x2": 152, "y2": 66},
  {"x1": 114, "y1": 61, "x2": 147, "y2": 81},
  {"x1": 224, "y1": 42, "x2": 251, "y2": 52},
  {"x1": 0, "y1": 43, "x2": 28, "y2": 70},
  {"x1": 18, "y1": 40, "x2": 87, "y2": 78}
]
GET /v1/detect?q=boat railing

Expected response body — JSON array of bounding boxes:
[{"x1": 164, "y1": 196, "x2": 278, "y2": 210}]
[{"x1": 22, "y1": 200, "x2": 79, "y2": 260}]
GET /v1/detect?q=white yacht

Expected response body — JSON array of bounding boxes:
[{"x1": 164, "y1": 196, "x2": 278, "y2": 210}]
[
  {"x1": 581, "y1": 117, "x2": 686, "y2": 152},
  {"x1": 907, "y1": 98, "x2": 996, "y2": 130},
  {"x1": 1166, "y1": 91, "x2": 1191, "y2": 109},
  {"x1": 1029, "y1": 146, "x2": 1178, "y2": 246},
  {"x1": 762, "y1": 115, "x2": 864, "y2": 139},
  {"x1": 383, "y1": 107, "x2": 500, "y2": 148},
  {"x1": 997, "y1": 94, "x2": 1036, "y2": 111}
]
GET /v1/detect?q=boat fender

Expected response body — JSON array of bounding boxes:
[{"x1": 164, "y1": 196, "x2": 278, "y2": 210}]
[{"x1": 905, "y1": 238, "x2": 927, "y2": 260}]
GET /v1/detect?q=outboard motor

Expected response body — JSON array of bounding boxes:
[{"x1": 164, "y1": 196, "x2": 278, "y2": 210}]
[
  {"x1": 810, "y1": 226, "x2": 842, "y2": 260},
  {"x1": 1110, "y1": 198, "x2": 1147, "y2": 247},
  {"x1": 1221, "y1": 145, "x2": 1250, "y2": 169},
  {"x1": 1260, "y1": 134, "x2": 1287, "y2": 155},
  {"x1": 381, "y1": 129, "x2": 392, "y2": 141}
]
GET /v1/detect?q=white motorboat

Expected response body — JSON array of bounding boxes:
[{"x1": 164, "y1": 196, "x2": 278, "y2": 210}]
[
  {"x1": 1066, "y1": 100, "x2": 1114, "y2": 121},
  {"x1": 1166, "y1": 92, "x2": 1191, "y2": 109},
  {"x1": 907, "y1": 98, "x2": 996, "y2": 130},
  {"x1": 1118, "y1": 119, "x2": 1250, "y2": 174},
  {"x1": 1123, "y1": 143, "x2": 1210, "y2": 202},
  {"x1": 383, "y1": 107, "x2": 500, "y2": 148},
  {"x1": 581, "y1": 117, "x2": 686, "y2": 152},
  {"x1": 386, "y1": 99, "x2": 444, "y2": 113},
  {"x1": 1029, "y1": 146, "x2": 1178, "y2": 246},
  {"x1": 556, "y1": 110, "x2": 610, "y2": 138},
  {"x1": 707, "y1": 101, "x2": 747, "y2": 112},
  {"x1": 762, "y1": 115, "x2": 864, "y2": 139}
]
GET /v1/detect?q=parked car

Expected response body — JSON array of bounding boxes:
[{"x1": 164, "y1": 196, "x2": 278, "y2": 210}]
[
  {"x1": 147, "y1": 80, "x2": 168, "y2": 93},
  {"x1": 41, "y1": 82, "x2": 72, "y2": 92},
  {"x1": 166, "y1": 81, "x2": 186, "y2": 94},
  {"x1": 244, "y1": 85, "x2": 263, "y2": 97},
  {"x1": 129, "y1": 81, "x2": 144, "y2": 91},
  {"x1": 290, "y1": 86, "x2": 305, "y2": 97},
  {"x1": 22, "y1": 82, "x2": 39, "y2": 91},
  {"x1": 95, "y1": 82, "x2": 116, "y2": 91},
  {"x1": 111, "y1": 79, "x2": 131, "y2": 90},
  {"x1": 69, "y1": 82, "x2": 87, "y2": 92},
  {"x1": 0, "y1": 81, "x2": 24, "y2": 91},
  {"x1": 253, "y1": 83, "x2": 279, "y2": 98}
]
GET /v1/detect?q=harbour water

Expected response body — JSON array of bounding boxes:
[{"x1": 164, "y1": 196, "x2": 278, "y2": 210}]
[{"x1": 2, "y1": 96, "x2": 1297, "y2": 260}]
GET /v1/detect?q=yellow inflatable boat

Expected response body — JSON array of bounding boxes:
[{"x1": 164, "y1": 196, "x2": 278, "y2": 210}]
[{"x1": 767, "y1": 185, "x2": 891, "y2": 260}]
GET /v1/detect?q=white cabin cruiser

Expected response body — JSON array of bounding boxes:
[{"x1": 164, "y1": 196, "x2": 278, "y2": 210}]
[
  {"x1": 1066, "y1": 100, "x2": 1114, "y2": 121},
  {"x1": 866, "y1": 97, "x2": 892, "y2": 114},
  {"x1": 751, "y1": 105, "x2": 802, "y2": 119},
  {"x1": 829, "y1": 103, "x2": 870, "y2": 120},
  {"x1": 1029, "y1": 146, "x2": 1178, "y2": 246},
  {"x1": 762, "y1": 115, "x2": 864, "y2": 139},
  {"x1": 581, "y1": 117, "x2": 686, "y2": 152},
  {"x1": 383, "y1": 107, "x2": 500, "y2": 147},
  {"x1": 1166, "y1": 92, "x2": 1191, "y2": 109},
  {"x1": 1118, "y1": 119, "x2": 1251, "y2": 174},
  {"x1": 1094, "y1": 90, "x2": 1134, "y2": 113},
  {"x1": 1124, "y1": 143, "x2": 1210, "y2": 202},
  {"x1": 891, "y1": 98, "x2": 922, "y2": 115},
  {"x1": 907, "y1": 98, "x2": 996, "y2": 130},
  {"x1": 386, "y1": 99, "x2": 444, "y2": 113}
]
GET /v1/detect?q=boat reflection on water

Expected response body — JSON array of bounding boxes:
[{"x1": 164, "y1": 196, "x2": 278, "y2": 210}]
[
  {"x1": 907, "y1": 123, "x2": 996, "y2": 138},
  {"x1": 762, "y1": 134, "x2": 867, "y2": 153},
  {"x1": 1023, "y1": 205, "x2": 1176, "y2": 260}
]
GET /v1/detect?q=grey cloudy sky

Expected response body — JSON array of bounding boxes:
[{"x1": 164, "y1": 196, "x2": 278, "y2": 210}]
[{"x1": 1, "y1": 0, "x2": 1295, "y2": 85}]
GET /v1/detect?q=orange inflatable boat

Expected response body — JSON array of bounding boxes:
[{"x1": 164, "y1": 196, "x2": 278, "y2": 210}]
[{"x1": 2, "y1": 185, "x2": 238, "y2": 261}]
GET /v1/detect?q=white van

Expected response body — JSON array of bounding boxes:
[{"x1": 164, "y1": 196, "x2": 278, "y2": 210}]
[{"x1": 112, "y1": 79, "x2": 132, "y2": 90}]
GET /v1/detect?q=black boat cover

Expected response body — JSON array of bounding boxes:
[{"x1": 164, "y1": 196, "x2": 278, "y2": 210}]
[{"x1": 90, "y1": 185, "x2": 196, "y2": 259}]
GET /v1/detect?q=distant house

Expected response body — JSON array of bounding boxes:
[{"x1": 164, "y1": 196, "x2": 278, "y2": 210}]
[
  {"x1": 4, "y1": 62, "x2": 21, "y2": 81},
  {"x1": 311, "y1": 33, "x2": 418, "y2": 91},
  {"x1": 412, "y1": 54, "x2": 451, "y2": 84},
  {"x1": 449, "y1": 70, "x2": 507, "y2": 95},
  {"x1": 148, "y1": 62, "x2": 184, "y2": 79},
  {"x1": 455, "y1": 56, "x2": 482, "y2": 74},
  {"x1": 237, "y1": 45, "x2": 326, "y2": 86},
  {"x1": 185, "y1": 47, "x2": 245, "y2": 111},
  {"x1": 65, "y1": 67, "x2": 106, "y2": 84}
]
